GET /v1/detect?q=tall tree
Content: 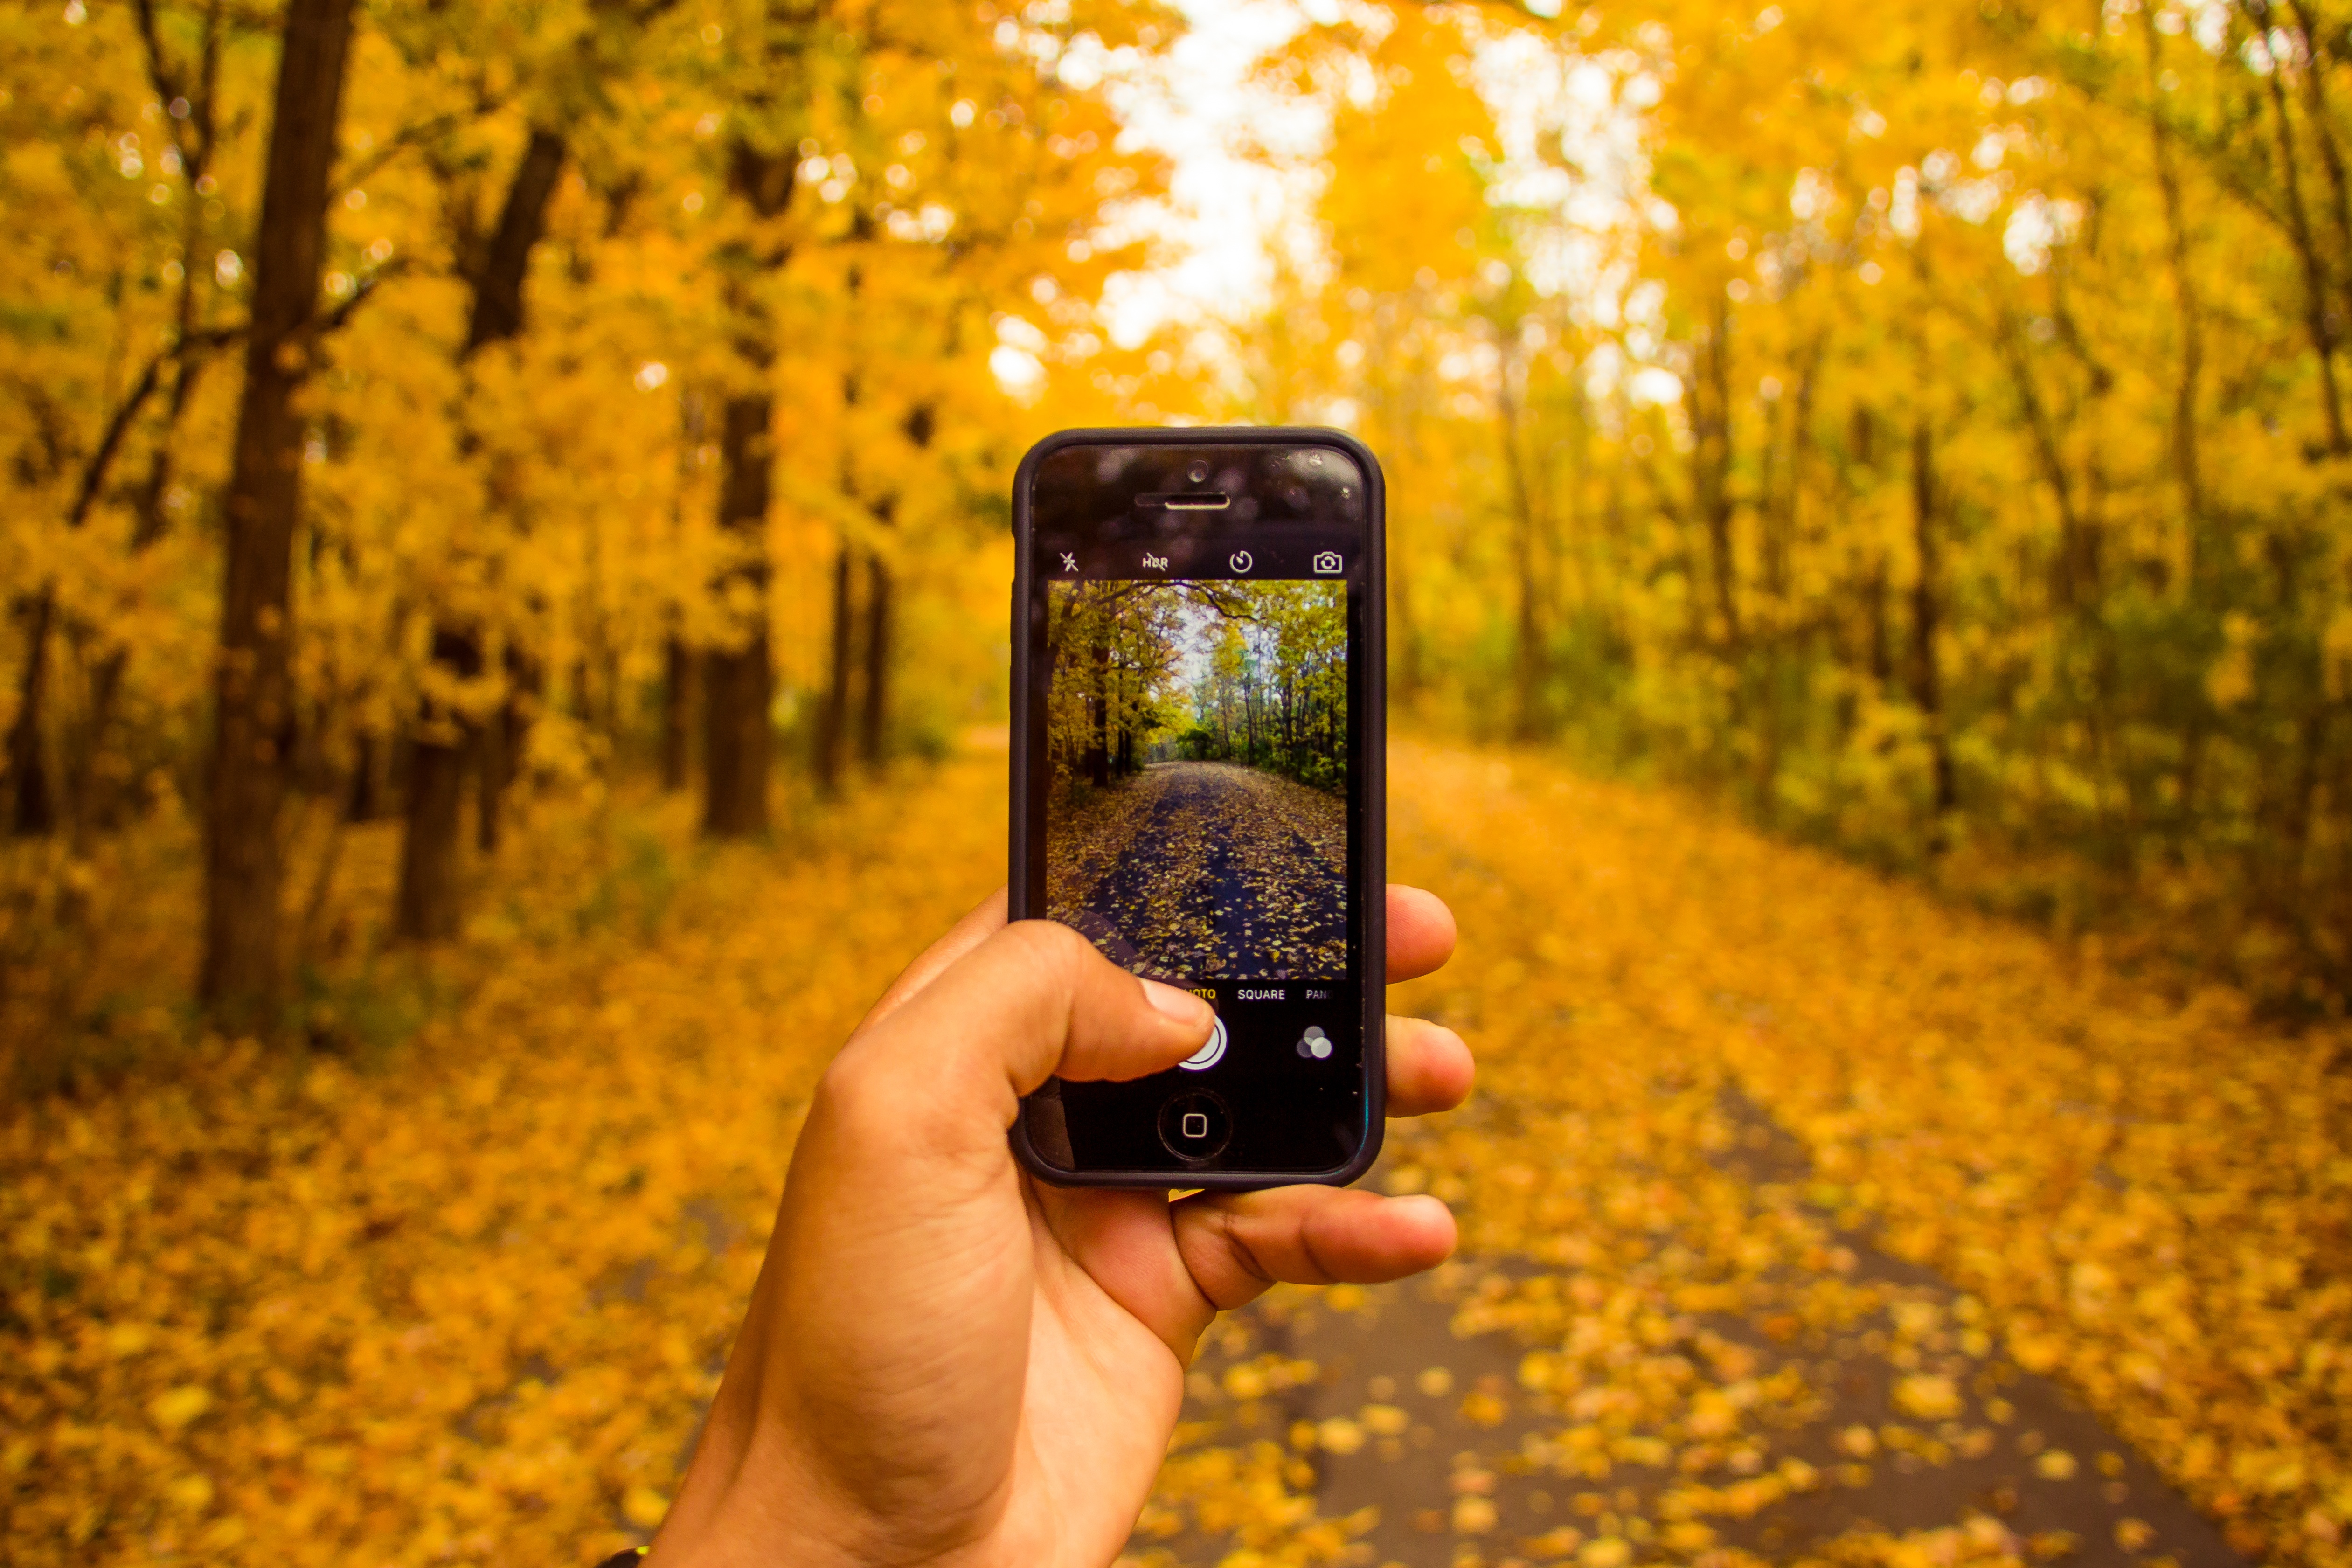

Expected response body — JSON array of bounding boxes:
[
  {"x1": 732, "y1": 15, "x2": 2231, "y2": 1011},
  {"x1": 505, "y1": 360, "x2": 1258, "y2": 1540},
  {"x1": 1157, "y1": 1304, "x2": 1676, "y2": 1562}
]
[
  {"x1": 395, "y1": 127, "x2": 568, "y2": 941},
  {"x1": 698, "y1": 7, "x2": 812, "y2": 838},
  {"x1": 199, "y1": 0, "x2": 356, "y2": 1025}
]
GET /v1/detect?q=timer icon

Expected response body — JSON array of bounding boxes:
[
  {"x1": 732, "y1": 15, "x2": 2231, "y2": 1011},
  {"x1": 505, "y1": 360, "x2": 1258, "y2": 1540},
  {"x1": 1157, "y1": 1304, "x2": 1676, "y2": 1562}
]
[{"x1": 1228, "y1": 551, "x2": 1254, "y2": 573}]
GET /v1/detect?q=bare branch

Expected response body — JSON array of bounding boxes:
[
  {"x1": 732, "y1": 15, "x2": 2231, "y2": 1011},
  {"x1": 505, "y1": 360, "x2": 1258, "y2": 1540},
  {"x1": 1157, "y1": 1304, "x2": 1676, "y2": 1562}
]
[
  {"x1": 65, "y1": 323, "x2": 241, "y2": 530},
  {"x1": 332, "y1": 107, "x2": 495, "y2": 198}
]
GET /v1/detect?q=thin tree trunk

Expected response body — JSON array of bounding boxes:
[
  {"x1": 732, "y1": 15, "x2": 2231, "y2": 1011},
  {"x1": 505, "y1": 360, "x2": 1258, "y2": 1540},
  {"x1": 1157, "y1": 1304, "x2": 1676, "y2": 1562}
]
[
  {"x1": 77, "y1": 347, "x2": 220, "y2": 836},
  {"x1": 11, "y1": 283, "x2": 222, "y2": 835},
  {"x1": 199, "y1": 0, "x2": 355, "y2": 1025},
  {"x1": 2144, "y1": 8, "x2": 2208, "y2": 539},
  {"x1": 7, "y1": 596, "x2": 56, "y2": 836},
  {"x1": 813, "y1": 541, "x2": 855, "y2": 797},
  {"x1": 462, "y1": 129, "x2": 566, "y2": 357},
  {"x1": 1866, "y1": 553, "x2": 1893, "y2": 692},
  {"x1": 346, "y1": 729, "x2": 380, "y2": 822},
  {"x1": 1910, "y1": 418, "x2": 1957, "y2": 826},
  {"x1": 860, "y1": 549, "x2": 891, "y2": 771},
  {"x1": 397, "y1": 128, "x2": 567, "y2": 911},
  {"x1": 2286, "y1": 0, "x2": 2352, "y2": 330},
  {"x1": 80, "y1": 0, "x2": 235, "y2": 819},
  {"x1": 1498, "y1": 357, "x2": 1544, "y2": 740},
  {"x1": 484, "y1": 645, "x2": 536, "y2": 849},
  {"x1": 698, "y1": 135, "x2": 796, "y2": 833},
  {"x1": 659, "y1": 388, "x2": 708, "y2": 795},
  {"x1": 2250, "y1": 0, "x2": 2350, "y2": 452},
  {"x1": 395, "y1": 631, "x2": 479, "y2": 942},
  {"x1": 661, "y1": 633, "x2": 697, "y2": 791},
  {"x1": 1088, "y1": 631, "x2": 1111, "y2": 788},
  {"x1": 1689, "y1": 297, "x2": 1741, "y2": 648},
  {"x1": 852, "y1": 407, "x2": 925, "y2": 773},
  {"x1": 703, "y1": 391, "x2": 774, "y2": 834}
]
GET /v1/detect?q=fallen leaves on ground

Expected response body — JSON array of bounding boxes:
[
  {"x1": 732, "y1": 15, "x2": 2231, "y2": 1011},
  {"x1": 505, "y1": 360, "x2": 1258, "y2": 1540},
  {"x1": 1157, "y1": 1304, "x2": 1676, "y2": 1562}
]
[
  {"x1": 1049, "y1": 761, "x2": 1346, "y2": 980},
  {"x1": 0, "y1": 773, "x2": 998, "y2": 1567},
  {"x1": 1131, "y1": 742, "x2": 2352, "y2": 1568},
  {"x1": 5, "y1": 740, "x2": 2348, "y2": 1567}
]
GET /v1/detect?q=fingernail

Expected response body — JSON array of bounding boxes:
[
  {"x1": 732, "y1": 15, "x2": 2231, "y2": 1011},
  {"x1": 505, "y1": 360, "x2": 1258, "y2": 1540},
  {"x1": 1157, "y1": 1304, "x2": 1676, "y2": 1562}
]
[{"x1": 1142, "y1": 979, "x2": 1210, "y2": 1023}]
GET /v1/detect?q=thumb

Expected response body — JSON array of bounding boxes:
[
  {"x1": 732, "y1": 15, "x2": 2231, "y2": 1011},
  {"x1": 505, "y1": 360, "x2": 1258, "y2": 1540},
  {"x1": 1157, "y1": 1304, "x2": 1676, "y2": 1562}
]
[{"x1": 833, "y1": 919, "x2": 1214, "y2": 1153}]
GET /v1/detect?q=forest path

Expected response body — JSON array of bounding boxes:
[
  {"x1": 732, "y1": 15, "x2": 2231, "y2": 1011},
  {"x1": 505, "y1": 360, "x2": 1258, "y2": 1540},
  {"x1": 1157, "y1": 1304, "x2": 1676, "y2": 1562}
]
[
  {"x1": 1055, "y1": 760, "x2": 1346, "y2": 980},
  {"x1": 1135, "y1": 742, "x2": 2323, "y2": 1568},
  {"x1": 6, "y1": 740, "x2": 2337, "y2": 1568}
]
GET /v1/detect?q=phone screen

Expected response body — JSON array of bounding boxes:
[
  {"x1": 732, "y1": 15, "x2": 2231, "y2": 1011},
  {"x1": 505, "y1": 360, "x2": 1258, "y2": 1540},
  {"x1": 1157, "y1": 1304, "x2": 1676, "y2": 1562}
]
[{"x1": 1012, "y1": 435, "x2": 1382, "y2": 1183}]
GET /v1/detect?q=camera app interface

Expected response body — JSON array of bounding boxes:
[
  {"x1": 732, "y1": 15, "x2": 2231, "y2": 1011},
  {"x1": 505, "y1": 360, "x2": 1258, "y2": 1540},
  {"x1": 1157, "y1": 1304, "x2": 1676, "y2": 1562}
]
[{"x1": 1043, "y1": 577, "x2": 1347, "y2": 984}]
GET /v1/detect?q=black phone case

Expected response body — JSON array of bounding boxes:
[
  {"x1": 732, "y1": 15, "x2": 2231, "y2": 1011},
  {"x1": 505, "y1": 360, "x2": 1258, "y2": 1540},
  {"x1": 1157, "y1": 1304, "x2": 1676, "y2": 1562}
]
[{"x1": 1006, "y1": 426, "x2": 1387, "y2": 1190}]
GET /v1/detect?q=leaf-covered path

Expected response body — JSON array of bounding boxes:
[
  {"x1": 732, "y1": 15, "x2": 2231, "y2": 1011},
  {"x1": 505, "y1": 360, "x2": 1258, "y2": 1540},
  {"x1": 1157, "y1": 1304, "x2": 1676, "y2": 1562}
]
[
  {"x1": 3, "y1": 740, "x2": 2345, "y2": 1568},
  {"x1": 1136, "y1": 746, "x2": 2334, "y2": 1568},
  {"x1": 1048, "y1": 761, "x2": 1347, "y2": 980}
]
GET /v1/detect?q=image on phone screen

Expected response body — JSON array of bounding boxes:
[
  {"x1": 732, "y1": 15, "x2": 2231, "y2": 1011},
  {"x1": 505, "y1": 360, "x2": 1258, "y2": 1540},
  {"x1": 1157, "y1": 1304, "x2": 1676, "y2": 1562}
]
[{"x1": 1044, "y1": 578, "x2": 1347, "y2": 984}]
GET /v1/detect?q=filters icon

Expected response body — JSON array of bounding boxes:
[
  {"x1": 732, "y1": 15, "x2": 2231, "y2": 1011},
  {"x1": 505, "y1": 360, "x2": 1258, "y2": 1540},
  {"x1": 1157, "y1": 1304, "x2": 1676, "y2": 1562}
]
[{"x1": 1296, "y1": 1026, "x2": 1333, "y2": 1060}]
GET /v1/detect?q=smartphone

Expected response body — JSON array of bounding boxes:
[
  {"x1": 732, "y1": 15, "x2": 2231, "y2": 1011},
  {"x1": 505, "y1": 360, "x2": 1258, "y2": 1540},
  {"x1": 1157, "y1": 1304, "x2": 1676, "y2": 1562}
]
[{"x1": 1007, "y1": 428, "x2": 1385, "y2": 1189}]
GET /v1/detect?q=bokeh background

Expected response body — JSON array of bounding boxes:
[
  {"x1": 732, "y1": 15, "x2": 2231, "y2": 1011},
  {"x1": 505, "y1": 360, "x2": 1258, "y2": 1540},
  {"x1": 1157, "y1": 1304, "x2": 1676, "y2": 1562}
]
[{"x1": 5, "y1": 0, "x2": 2351, "y2": 1564}]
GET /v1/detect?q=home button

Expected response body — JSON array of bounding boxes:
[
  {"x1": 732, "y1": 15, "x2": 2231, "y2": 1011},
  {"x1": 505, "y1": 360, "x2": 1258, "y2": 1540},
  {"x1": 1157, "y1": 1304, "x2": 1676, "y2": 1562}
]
[{"x1": 1157, "y1": 1089, "x2": 1233, "y2": 1162}]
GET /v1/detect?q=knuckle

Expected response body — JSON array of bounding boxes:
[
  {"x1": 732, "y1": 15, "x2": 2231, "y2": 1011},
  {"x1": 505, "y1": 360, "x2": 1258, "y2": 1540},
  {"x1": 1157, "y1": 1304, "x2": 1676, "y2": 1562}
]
[
  {"x1": 815, "y1": 1041, "x2": 892, "y2": 1125},
  {"x1": 819, "y1": 1034, "x2": 970, "y2": 1159},
  {"x1": 998, "y1": 918, "x2": 1096, "y2": 989}
]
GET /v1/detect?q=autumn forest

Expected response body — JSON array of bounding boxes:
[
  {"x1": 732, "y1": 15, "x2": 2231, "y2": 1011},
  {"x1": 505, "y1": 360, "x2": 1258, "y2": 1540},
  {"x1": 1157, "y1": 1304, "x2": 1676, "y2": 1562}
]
[{"x1": 9, "y1": 0, "x2": 2352, "y2": 1562}]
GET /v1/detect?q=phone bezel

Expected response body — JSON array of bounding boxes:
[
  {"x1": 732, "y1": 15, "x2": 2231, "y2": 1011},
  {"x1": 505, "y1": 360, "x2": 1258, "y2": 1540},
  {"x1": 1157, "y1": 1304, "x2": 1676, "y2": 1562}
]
[{"x1": 1006, "y1": 426, "x2": 1388, "y2": 1190}]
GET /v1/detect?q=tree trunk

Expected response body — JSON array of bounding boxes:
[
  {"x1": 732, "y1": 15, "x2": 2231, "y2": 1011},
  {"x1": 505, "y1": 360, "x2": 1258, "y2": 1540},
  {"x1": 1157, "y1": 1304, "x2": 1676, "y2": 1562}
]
[
  {"x1": 463, "y1": 128, "x2": 566, "y2": 356},
  {"x1": 399, "y1": 128, "x2": 568, "y2": 908},
  {"x1": 1088, "y1": 632, "x2": 1111, "y2": 788},
  {"x1": 1498, "y1": 358, "x2": 1544, "y2": 741},
  {"x1": 394, "y1": 628, "x2": 479, "y2": 940},
  {"x1": 661, "y1": 633, "x2": 697, "y2": 791},
  {"x1": 2286, "y1": 0, "x2": 2352, "y2": 334},
  {"x1": 2142, "y1": 7, "x2": 2207, "y2": 545},
  {"x1": 860, "y1": 550, "x2": 891, "y2": 771},
  {"x1": 7, "y1": 594, "x2": 56, "y2": 836},
  {"x1": 703, "y1": 391, "x2": 774, "y2": 835},
  {"x1": 394, "y1": 740, "x2": 463, "y2": 937},
  {"x1": 703, "y1": 629, "x2": 772, "y2": 835},
  {"x1": 199, "y1": 0, "x2": 355, "y2": 1027},
  {"x1": 477, "y1": 644, "x2": 536, "y2": 852},
  {"x1": 813, "y1": 541, "x2": 855, "y2": 797},
  {"x1": 468, "y1": 133, "x2": 560, "y2": 846},
  {"x1": 475, "y1": 682, "x2": 505, "y2": 856},
  {"x1": 2249, "y1": 0, "x2": 2350, "y2": 453},
  {"x1": 1910, "y1": 418, "x2": 1957, "y2": 825},
  {"x1": 1692, "y1": 296, "x2": 1741, "y2": 649},
  {"x1": 346, "y1": 728, "x2": 380, "y2": 822},
  {"x1": 1866, "y1": 553, "x2": 1892, "y2": 691}
]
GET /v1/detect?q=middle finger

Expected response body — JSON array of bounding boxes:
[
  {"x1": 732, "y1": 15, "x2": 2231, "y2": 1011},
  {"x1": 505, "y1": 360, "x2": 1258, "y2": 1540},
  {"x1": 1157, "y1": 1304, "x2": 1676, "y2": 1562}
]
[{"x1": 1385, "y1": 1014, "x2": 1472, "y2": 1117}]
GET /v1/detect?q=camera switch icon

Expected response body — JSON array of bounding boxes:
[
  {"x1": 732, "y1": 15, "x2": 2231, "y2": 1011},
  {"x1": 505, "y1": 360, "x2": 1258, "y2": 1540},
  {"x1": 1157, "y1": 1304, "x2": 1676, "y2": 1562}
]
[{"x1": 1313, "y1": 550, "x2": 1343, "y2": 575}]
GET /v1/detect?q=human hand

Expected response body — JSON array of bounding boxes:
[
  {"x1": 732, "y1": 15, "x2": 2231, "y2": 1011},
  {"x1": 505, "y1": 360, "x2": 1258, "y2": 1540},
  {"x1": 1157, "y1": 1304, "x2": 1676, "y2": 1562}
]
[{"x1": 646, "y1": 887, "x2": 1472, "y2": 1568}]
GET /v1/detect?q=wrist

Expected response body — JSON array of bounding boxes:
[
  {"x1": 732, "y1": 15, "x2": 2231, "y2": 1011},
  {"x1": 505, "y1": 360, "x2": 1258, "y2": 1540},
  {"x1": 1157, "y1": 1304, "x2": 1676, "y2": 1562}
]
[{"x1": 647, "y1": 1410, "x2": 929, "y2": 1568}]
